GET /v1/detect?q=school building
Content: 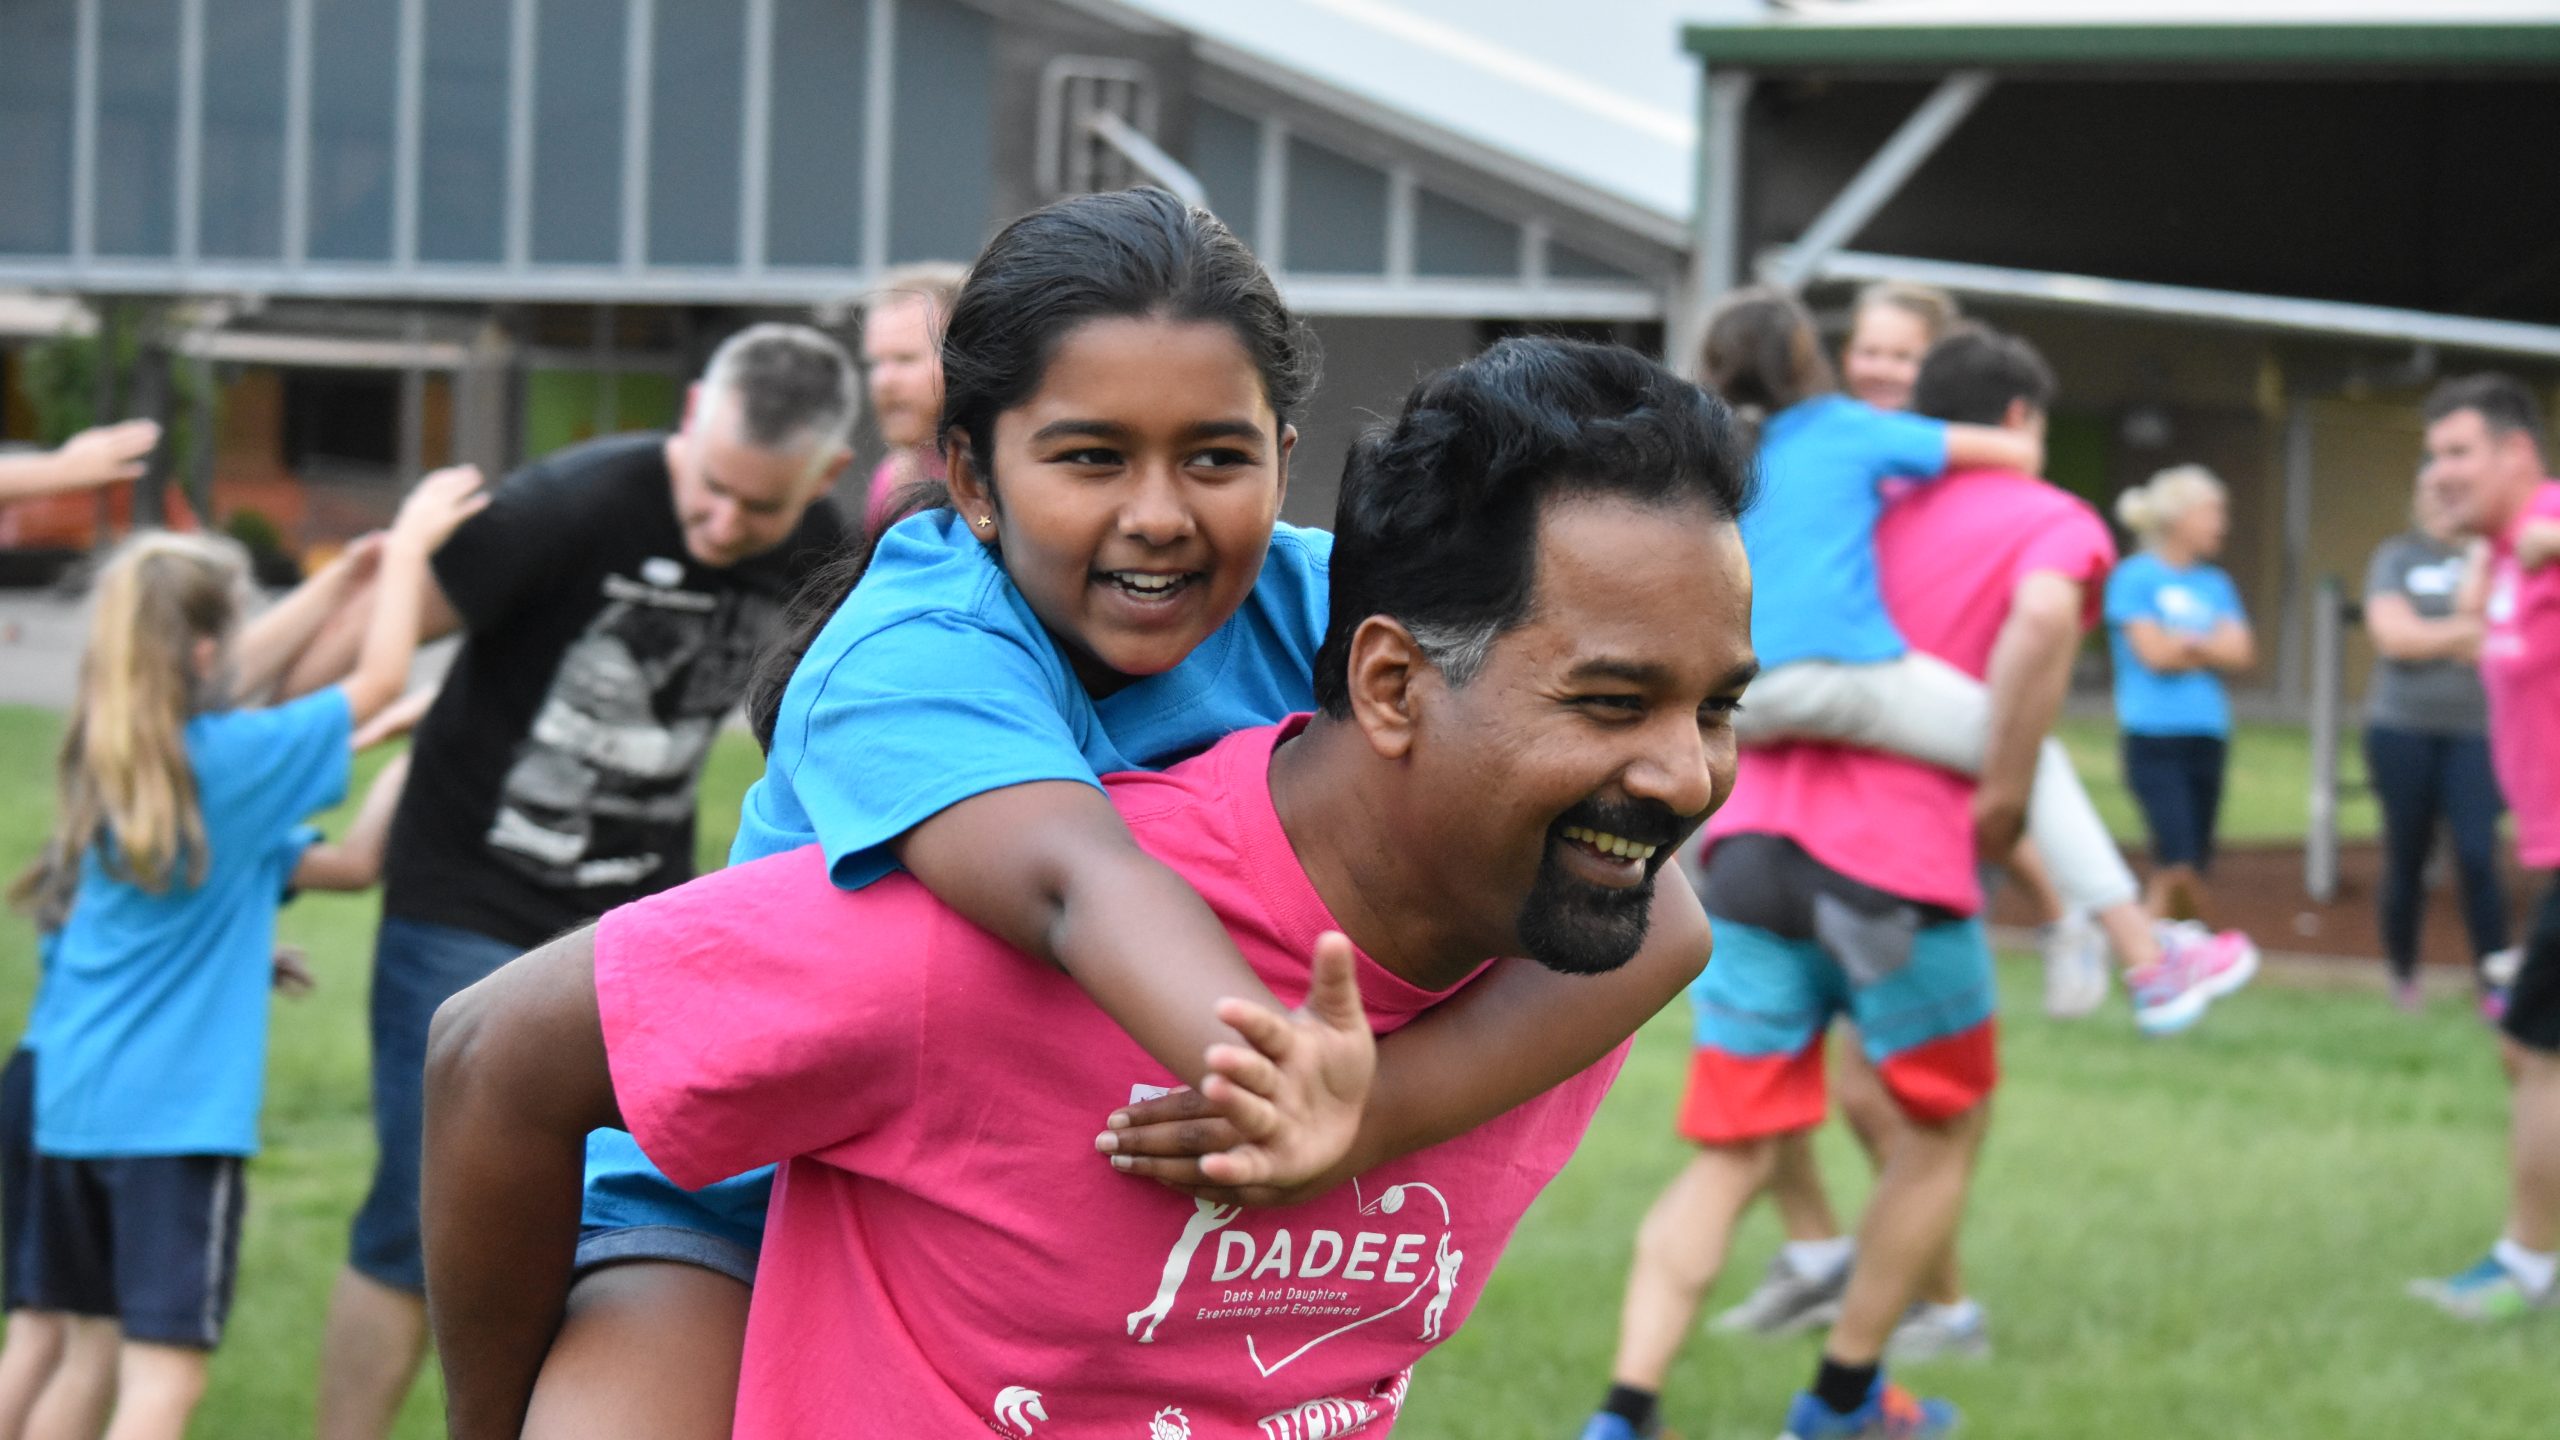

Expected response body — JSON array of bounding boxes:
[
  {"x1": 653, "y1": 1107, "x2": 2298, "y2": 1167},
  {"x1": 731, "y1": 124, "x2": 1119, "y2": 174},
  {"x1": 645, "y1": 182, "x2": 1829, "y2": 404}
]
[{"x1": 5, "y1": 0, "x2": 2560, "y2": 716}]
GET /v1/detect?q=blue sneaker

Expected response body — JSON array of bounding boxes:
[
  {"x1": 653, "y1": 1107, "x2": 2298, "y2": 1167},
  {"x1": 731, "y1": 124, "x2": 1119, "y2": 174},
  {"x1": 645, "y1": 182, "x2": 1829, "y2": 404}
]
[
  {"x1": 2408, "y1": 1253, "x2": 2555, "y2": 1321},
  {"x1": 1777, "y1": 1378, "x2": 1957, "y2": 1439},
  {"x1": 1578, "y1": 1412, "x2": 1661, "y2": 1440}
]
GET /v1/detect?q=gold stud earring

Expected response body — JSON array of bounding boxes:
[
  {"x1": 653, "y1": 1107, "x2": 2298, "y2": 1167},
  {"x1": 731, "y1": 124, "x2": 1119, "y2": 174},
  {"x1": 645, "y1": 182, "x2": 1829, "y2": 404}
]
[{"x1": 976, "y1": 514, "x2": 993, "y2": 528}]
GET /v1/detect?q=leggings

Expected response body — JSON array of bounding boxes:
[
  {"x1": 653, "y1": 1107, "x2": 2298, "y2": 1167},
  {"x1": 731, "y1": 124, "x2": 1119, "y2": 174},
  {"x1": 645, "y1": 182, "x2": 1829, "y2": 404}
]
[
  {"x1": 2363, "y1": 725, "x2": 2509, "y2": 983},
  {"x1": 1737, "y1": 652, "x2": 2139, "y2": 913}
]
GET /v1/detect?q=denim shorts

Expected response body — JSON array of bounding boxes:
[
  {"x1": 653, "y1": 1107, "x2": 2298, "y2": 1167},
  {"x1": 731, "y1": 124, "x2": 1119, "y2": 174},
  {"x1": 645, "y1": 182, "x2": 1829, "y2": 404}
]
[{"x1": 348, "y1": 917, "x2": 525, "y2": 1293}]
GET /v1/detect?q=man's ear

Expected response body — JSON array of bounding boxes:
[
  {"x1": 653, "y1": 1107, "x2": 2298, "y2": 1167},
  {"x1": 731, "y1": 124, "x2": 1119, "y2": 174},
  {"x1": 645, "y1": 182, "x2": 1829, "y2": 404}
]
[
  {"x1": 1344, "y1": 615, "x2": 1427, "y2": 761},
  {"x1": 678, "y1": 382, "x2": 703, "y2": 434}
]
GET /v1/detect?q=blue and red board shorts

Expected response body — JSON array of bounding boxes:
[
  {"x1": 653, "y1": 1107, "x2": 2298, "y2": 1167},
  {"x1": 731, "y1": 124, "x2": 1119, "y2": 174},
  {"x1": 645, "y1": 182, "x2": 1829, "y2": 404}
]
[{"x1": 1679, "y1": 838, "x2": 1999, "y2": 1144}]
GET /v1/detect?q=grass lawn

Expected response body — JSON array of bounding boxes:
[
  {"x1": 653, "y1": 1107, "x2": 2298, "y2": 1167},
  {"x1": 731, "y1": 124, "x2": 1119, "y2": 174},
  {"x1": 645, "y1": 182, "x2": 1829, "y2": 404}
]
[{"x1": 0, "y1": 705, "x2": 2542, "y2": 1437}]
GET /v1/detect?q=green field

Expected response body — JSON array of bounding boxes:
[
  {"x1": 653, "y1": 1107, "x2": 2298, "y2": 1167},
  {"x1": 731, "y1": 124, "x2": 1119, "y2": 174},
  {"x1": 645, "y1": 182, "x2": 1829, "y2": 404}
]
[{"x1": 0, "y1": 705, "x2": 2542, "y2": 1437}]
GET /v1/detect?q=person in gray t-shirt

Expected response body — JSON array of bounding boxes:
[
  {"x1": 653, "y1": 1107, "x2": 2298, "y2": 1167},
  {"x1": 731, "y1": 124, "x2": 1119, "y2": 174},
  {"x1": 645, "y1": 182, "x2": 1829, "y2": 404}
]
[{"x1": 2363, "y1": 483, "x2": 2510, "y2": 1007}]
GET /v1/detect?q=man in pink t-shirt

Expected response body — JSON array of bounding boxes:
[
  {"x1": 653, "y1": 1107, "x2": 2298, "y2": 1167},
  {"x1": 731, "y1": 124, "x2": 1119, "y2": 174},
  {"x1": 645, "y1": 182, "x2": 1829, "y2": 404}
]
[
  {"x1": 2411, "y1": 373, "x2": 2560, "y2": 1321},
  {"x1": 1585, "y1": 329, "x2": 2115, "y2": 1440},
  {"x1": 419, "y1": 345, "x2": 1761, "y2": 1437}
]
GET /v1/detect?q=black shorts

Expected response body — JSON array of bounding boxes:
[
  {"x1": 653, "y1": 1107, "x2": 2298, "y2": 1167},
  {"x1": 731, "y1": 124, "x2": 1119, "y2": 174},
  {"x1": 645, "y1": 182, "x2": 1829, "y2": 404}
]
[
  {"x1": 0, "y1": 1049, "x2": 33, "y2": 1312},
  {"x1": 2122, "y1": 733, "x2": 2229, "y2": 872},
  {"x1": 2504, "y1": 879, "x2": 2560, "y2": 1055},
  {"x1": 21, "y1": 1154, "x2": 246, "y2": 1348}
]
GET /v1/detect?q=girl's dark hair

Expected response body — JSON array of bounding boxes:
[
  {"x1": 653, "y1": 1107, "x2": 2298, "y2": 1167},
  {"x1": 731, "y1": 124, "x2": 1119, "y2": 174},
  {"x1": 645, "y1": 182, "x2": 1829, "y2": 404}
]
[
  {"x1": 1313, "y1": 337, "x2": 1753, "y2": 717},
  {"x1": 1699, "y1": 285, "x2": 1837, "y2": 450},
  {"x1": 747, "y1": 187, "x2": 1319, "y2": 747}
]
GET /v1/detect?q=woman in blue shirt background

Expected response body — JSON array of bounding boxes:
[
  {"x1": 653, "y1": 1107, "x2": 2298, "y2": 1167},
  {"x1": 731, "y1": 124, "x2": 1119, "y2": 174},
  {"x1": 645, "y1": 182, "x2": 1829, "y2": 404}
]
[{"x1": 2105, "y1": 464, "x2": 2256, "y2": 926}]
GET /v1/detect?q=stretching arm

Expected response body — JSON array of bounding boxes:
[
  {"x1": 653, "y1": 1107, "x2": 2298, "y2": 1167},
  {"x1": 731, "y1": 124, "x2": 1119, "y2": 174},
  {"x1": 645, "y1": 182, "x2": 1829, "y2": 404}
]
[
  {"x1": 0, "y1": 421, "x2": 158, "y2": 502},
  {"x1": 424, "y1": 926, "x2": 620, "y2": 1440},
  {"x1": 337, "y1": 468, "x2": 485, "y2": 728},
  {"x1": 292, "y1": 753, "x2": 409, "y2": 892},
  {"x1": 1941, "y1": 423, "x2": 2043, "y2": 478},
  {"x1": 1975, "y1": 572, "x2": 2085, "y2": 857},
  {"x1": 230, "y1": 536, "x2": 384, "y2": 704}
]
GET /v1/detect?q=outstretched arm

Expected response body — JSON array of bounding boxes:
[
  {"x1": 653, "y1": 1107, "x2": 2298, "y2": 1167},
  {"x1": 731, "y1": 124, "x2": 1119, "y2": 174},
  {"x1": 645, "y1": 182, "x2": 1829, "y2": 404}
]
[
  {"x1": 2518, "y1": 519, "x2": 2560, "y2": 571},
  {"x1": 230, "y1": 535, "x2": 385, "y2": 704},
  {"x1": 897, "y1": 782, "x2": 1369, "y2": 1185},
  {"x1": 423, "y1": 925, "x2": 620, "y2": 1440},
  {"x1": 0, "y1": 421, "x2": 159, "y2": 502},
  {"x1": 292, "y1": 753, "x2": 409, "y2": 892}
]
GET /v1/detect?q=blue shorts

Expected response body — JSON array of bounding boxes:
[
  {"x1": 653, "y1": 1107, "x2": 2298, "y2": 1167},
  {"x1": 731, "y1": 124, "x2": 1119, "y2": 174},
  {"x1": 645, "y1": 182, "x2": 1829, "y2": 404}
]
[
  {"x1": 350, "y1": 917, "x2": 524, "y2": 1293},
  {"x1": 22, "y1": 1153, "x2": 246, "y2": 1348},
  {"x1": 579, "y1": 1129, "x2": 770, "y2": 1283},
  {"x1": 1, "y1": 1048, "x2": 33, "y2": 1312},
  {"x1": 1679, "y1": 915, "x2": 1999, "y2": 1144},
  {"x1": 2122, "y1": 732, "x2": 2228, "y2": 872}
]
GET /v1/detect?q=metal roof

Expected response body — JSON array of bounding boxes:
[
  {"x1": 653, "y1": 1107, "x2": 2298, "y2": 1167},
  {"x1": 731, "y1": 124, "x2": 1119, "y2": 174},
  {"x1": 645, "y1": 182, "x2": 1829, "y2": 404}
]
[{"x1": 1684, "y1": 0, "x2": 2560, "y2": 67}]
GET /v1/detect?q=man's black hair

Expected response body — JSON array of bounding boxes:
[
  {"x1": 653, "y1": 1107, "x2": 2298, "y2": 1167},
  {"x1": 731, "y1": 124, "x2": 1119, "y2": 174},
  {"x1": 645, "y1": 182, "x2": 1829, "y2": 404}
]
[
  {"x1": 1910, "y1": 324, "x2": 2057, "y2": 428},
  {"x1": 1312, "y1": 337, "x2": 1753, "y2": 716},
  {"x1": 2425, "y1": 373, "x2": 2548, "y2": 453}
]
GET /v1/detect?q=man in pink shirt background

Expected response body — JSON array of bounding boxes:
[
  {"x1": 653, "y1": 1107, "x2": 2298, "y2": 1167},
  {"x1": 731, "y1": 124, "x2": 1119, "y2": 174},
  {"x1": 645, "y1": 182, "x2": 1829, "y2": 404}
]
[
  {"x1": 418, "y1": 343, "x2": 1759, "y2": 1435},
  {"x1": 1585, "y1": 328, "x2": 2122, "y2": 1440},
  {"x1": 2411, "y1": 372, "x2": 2560, "y2": 1320},
  {"x1": 857, "y1": 262, "x2": 965, "y2": 537}
]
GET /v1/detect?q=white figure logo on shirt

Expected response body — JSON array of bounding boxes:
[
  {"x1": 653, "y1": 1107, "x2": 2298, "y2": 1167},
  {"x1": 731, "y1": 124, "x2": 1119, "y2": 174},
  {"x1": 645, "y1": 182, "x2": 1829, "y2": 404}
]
[
  {"x1": 1418, "y1": 1235, "x2": 1464, "y2": 1341},
  {"x1": 991, "y1": 1385, "x2": 1047, "y2": 1436},
  {"x1": 1128, "y1": 1198, "x2": 1242, "y2": 1343},
  {"x1": 1149, "y1": 1408, "x2": 1194, "y2": 1439},
  {"x1": 2156, "y1": 583, "x2": 2210, "y2": 630},
  {"x1": 1256, "y1": 1397, "x2": 1380, "y2": 1439}
]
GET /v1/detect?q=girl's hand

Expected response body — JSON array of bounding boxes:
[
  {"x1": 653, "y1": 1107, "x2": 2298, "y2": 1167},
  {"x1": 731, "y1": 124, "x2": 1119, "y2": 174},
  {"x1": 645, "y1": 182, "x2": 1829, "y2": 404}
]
[
  {"x1": 388, "y1": 465, "x2": 490, "y2": 554},
  {"x1": 1094, "y1": 933, "x2": 1373, "y2": 1206},
  {"x1": 272, "y1": 945, "x2": 317, "y2": 997},
  {"x1": 353, "y1": 686, "x2": 439, "y2": 750},
  {"x1": 54, "y1": 419, "x2": 161, "y2": 486},
  {"x1": 325, "y1": 531, "x2": 389, "y2": 587}
]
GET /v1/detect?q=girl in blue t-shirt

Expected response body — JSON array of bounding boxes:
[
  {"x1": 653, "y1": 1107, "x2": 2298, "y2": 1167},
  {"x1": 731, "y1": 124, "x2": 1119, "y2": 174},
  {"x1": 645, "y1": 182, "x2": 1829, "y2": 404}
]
[
  {"x1": 2105, "y1": 464, "x2": 2255, "y2": 923},
  {"x1": 1, "y1": 475, "x2": 479, "y2": 1438},
  {"x1": 542, "y1": 189, "x2": 1720, "y2": 1434}
]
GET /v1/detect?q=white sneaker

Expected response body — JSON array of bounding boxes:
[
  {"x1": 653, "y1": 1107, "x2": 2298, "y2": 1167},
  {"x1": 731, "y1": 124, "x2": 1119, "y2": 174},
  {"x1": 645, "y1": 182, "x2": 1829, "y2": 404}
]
[
  {"x1": 1885, "y1": 1300, "x2": 1993, "y2": 1362},
  {"x1": 2039, "y1": 910, "x2": 2109, "y2": 1019}
]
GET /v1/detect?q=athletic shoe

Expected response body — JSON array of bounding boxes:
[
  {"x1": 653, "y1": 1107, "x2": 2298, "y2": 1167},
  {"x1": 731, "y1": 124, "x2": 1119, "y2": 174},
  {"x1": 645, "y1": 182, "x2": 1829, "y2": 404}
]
[
  {"x1": 2131, "y1": 924, "x2": 2258, "y2": 1035},
  {"x1": 2409, "y1": 1254, "x2": 2556, "y2": 1321},
  {"x1": 2481, "y1": 987, "x2": 2512, "y2": 1025},
  {"x1": 1577, "y1": 1412, "x2": 1662, "y2": 1440},
  {"x1": 1884, "y1": 1301, "x2": 1991, "y2": 1363},
  {"x1": 1777, "y1": 1379, "x2": 1957, "y2": 1439},
  {"x1": 2038, "y1": 910, "x2": 2109, "y2": 1019},
  {"x1": 1711, "y1": 1251, "x2": 1851, "y2": 1336},
  {"x1": 2170, "y1": 921, "x2": 2260, "y2": 1001},
  {"x1": 2391, "y1": 977, "x2": 2424, "y2": 1014},
  {"x1": 2484, "y1": 947, "x2": 2525, "y2": 989}
]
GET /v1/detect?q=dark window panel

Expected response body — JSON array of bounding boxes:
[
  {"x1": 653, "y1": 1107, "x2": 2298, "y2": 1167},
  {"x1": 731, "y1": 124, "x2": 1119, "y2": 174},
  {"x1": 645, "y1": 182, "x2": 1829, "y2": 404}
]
[
  {"x1": 200, "y1": 0, "x2": 289, "y2": 261},
  {"x1": 309, "y1": 0, "x2": 400, "y2": 262},
  {"x1": 419, "y1": 0, "x2": 509, "y2": 264},
  {"x1": 1549, "y1": 241, "x2": 1639, "y2": 284},
  {"x1": 531, "y1": 0, "x2": 624, "y2": 265},
  {"x1": 96, "y1": 0, "x2": 181, "y2": 257},
  {"x1": 765, "y1": 0, "x2": 867, "y2": 267},
  {"x1": 1413, "y1": 188, "x2": 1518, "y2": 280},
  {"x1": 645, "y1": 0, "x2": 743, "y2": 266},
  {"x1": 886, "y1": 0, "x2": 991, "y2": 264},
  {"x1": 1284, "y1": 136, "x2": 1385, "y2": 275},
  {"x1": 1188, "y1": 101, "x2": 1260, "y2": 251},
  {"x1": 0, "y1": 0, "x2": 78, "y2": 255}
]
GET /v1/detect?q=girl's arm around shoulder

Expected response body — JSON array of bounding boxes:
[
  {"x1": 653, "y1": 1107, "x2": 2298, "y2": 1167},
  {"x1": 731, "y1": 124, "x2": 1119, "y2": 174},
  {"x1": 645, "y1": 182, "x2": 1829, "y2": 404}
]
[{"x1": 894, "y1": 782, "x2": 1370, "y2": 1185}]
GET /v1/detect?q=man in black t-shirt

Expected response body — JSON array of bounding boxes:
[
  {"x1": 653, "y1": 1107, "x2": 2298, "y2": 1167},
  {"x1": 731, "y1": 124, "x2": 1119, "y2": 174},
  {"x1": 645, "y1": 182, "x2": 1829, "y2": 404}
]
[{"x1": 315, "y1": 324, "x2": 857, "y2": 1440}]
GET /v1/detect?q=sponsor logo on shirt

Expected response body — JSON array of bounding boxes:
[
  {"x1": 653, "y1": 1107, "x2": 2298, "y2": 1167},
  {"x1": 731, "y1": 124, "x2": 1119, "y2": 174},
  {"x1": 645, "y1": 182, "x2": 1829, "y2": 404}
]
[
  {"x1": 1126, "y1": 1174, "x2": 1466, "y2": 1379},
  {"x1": 1149, "y1": 1408, "x2": 1194, "y2": 1439},
  {"x1": 989, "y1": 1385, "x2": 1047, "y2": 1436},
  {"x1": 2156, "y1": 583, "x2": 2212, "y2": 630}
]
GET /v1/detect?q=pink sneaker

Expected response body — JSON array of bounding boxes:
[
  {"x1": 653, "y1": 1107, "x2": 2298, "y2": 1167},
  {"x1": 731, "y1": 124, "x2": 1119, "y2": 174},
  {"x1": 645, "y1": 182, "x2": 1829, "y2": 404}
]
[{"x1": 2130, "y1": 924, "x2": 2259, "y2": 1035}]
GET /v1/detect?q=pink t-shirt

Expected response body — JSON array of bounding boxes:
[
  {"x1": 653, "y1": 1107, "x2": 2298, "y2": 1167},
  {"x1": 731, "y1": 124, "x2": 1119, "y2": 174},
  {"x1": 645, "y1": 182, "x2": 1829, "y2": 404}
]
[
  {"x1": 1709, "y1": 468, "x2": 2116, "y2": 912},
  {"x1": 2481, "y1": 480, "x2": 2560, "y2": 867},
  {"x1": 597, "y1": 721, "x2": 1625, "y2": 1437}
]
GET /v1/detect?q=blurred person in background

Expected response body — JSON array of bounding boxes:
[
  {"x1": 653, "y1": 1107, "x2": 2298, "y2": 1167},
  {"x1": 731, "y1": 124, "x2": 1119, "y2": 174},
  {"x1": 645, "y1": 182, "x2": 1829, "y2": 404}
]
[
  {"x1": 2410, "y1": 373, "x2": 2560, "y2": 1321},
  {"x1": 2104, "y1": 465, "x2": 2254, "y2": 929},
  {"x1": 857, "y1": 262, "x2": 966, "y2": 538},
  {"x1": 304, "y1": 324, "x2": 855, "y2": 1440},
  {"x1": 2362, "y1": 478, "x2": 2510, "y2": 1015}
]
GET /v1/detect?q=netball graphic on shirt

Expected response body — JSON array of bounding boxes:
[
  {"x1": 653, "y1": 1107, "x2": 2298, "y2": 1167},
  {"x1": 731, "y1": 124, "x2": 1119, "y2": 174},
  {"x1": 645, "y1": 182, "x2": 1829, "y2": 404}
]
[
  {"x1": 486, "y1": 572, "x2": 778, "y2": 889},
  {"x1": 1125, "y1": 1174, "x2": 1460, "y2": 1378}
]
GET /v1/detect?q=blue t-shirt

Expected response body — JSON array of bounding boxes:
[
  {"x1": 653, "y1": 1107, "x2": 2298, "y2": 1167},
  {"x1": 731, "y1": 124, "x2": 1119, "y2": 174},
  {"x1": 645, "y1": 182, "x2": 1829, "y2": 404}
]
[
  {"x1": 583, "y1": 508, "x2": 1334, "y2": 1243},
  {"x1": 1737, "y1": 394, "x2": 1950, "y2": 669},
  {"x1": 2104, "y1": 552, "x2": 2246, "y2": 736},
  {"x1": 30, "y1": 688, "x2": 349, "y2": 1157}
]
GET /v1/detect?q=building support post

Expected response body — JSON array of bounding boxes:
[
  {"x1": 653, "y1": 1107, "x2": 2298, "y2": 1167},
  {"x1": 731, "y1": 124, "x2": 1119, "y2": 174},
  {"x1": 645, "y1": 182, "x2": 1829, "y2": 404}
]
[{"x1": 1673, "y1": 68, "x2": 1752, "y2": 380}]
